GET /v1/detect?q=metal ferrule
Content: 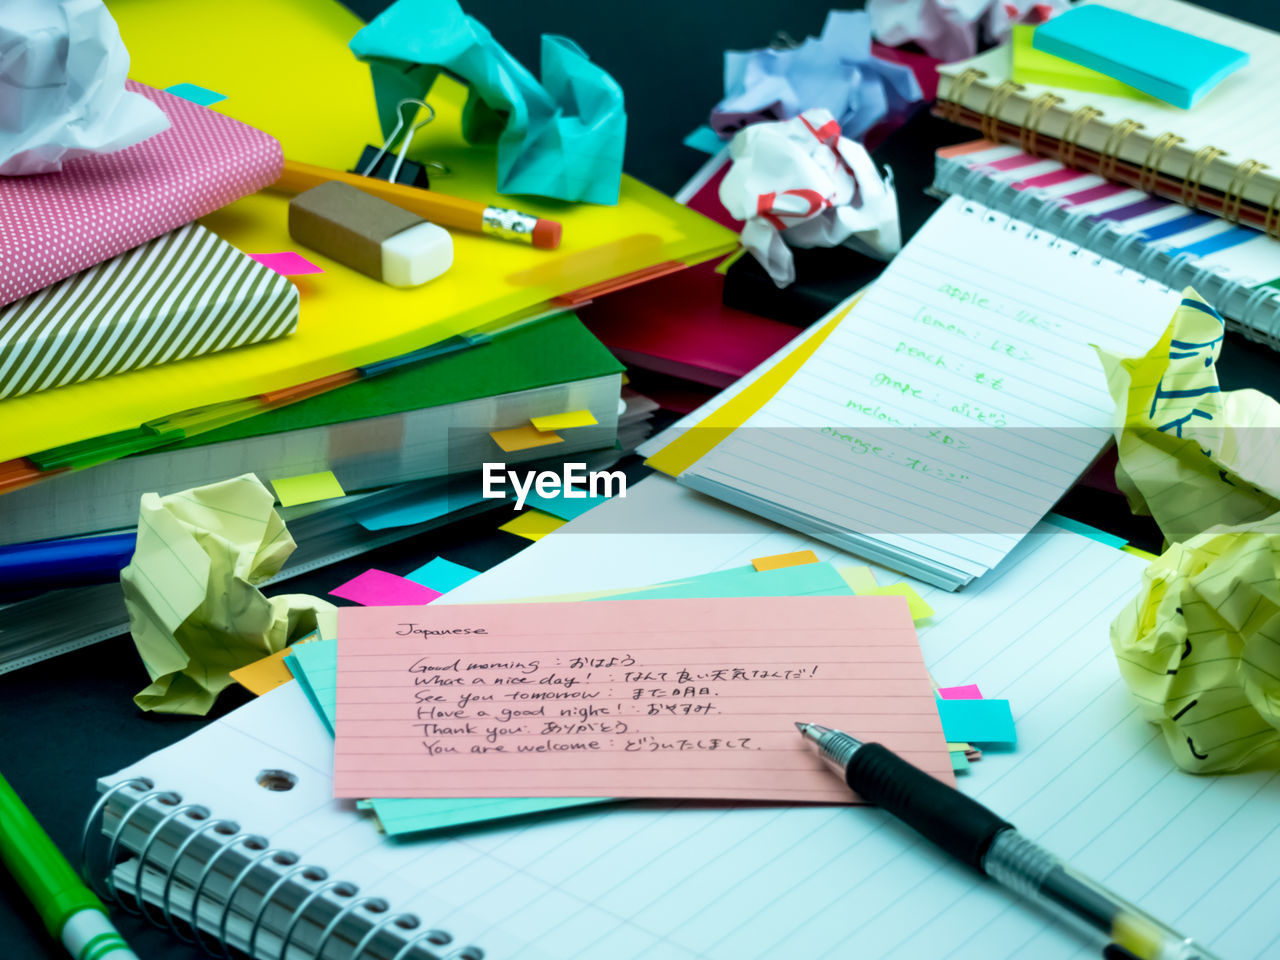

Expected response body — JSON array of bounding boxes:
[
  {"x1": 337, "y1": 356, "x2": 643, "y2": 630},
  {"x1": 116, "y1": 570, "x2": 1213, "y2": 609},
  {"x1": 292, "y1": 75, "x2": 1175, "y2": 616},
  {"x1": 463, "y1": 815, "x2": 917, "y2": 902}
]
[
  {"x1": 813, "y1": 728, "x2": 863, "y2": 773},
  {"x1": 481, "y1": 207, "x2": 538, "y2": 243}
]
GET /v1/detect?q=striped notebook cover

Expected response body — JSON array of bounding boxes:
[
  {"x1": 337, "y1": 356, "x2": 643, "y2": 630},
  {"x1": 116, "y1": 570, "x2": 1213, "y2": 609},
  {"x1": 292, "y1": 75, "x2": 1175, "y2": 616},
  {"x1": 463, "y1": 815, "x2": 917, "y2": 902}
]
[
  {"x1": 0, "y1": 224, "x2": 298, "y2": 400},
  {"x1": 0, "y1": 81, "x2": 282, "y2": 308},
  {"x1": 932, "y1": 140, "x2": 1280, "y2": 350}
]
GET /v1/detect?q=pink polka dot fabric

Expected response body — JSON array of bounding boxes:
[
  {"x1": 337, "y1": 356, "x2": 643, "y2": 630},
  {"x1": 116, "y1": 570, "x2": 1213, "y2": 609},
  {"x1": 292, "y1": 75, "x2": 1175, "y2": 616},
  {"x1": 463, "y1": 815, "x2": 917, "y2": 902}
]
[{"x1": 0, "y1": 81, "x2": 283, "y2": 308}]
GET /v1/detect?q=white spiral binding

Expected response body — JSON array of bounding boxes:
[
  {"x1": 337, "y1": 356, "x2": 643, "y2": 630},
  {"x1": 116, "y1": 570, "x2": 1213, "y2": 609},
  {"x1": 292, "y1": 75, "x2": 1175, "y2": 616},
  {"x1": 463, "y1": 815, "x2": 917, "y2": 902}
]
[
  {"x1": 82, "y1": 782, "x2": 483, "y2": 960},
  {"x1": 938, "y1": 156, "x2": 1280, "y2": 350}
]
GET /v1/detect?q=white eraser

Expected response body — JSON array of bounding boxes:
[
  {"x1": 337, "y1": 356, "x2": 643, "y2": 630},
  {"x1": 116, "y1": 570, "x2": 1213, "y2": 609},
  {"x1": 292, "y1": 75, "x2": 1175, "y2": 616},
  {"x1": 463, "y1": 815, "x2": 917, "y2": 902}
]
[{"x1": 381, "y1": 220, "x2": 454, "y2": 287}]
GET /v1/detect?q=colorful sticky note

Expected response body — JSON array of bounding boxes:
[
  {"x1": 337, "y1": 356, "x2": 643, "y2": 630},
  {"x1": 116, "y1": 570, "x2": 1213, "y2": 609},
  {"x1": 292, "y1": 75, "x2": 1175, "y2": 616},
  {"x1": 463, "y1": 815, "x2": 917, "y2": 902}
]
[
  {"x1": 837, "y1": 565, "x2": 879, "y2": 594},
  {"x1": 683, "y1": 124, "x2": 726, "y2": 155},
  {"x1": 866, "y1": 583, "x2": 934, "y2": 622},
  {"x1": 229, "y1": 630, "x2": 318, "y2": 696},
  {"x1": 936, "y1": 698, "x2": 1016, "y2": 745},
  {"x1": 520, "y1": 488, "x2": 608, "y2": 521},
  {"x1": 489, "y1": 424, "x2": 564, "y2": 452},
  {"x1": 1010, "y1": 25, "x2": 1150, "y2": 98},
  {"x1": 249, "y1": 251, "x2": 325, "y2": 276},
  {"x1": 1032, "y1": 6, "x2": 1249, "y2": 109},
  {"x1": 529, "y1": 409, "x2": 598, "y2": 431},
  {"x1": 164, "y1": 82, "x2": 227, "y2": 106},
  {"x1": 330, "y1": 569, "x2": 441, "y2": 606},
  {"x1": 751, "y1": 550, "x2": 820, "y2": 572},
  {"x1": 270, "y1": 470, "x2": 345, "y2": 507},
  {"x1": 406, "y1": 557, "x2": 480, "y2": 594},
  {"x1": 498, "y1": 509, "x2": 567, "y2": 542},
  {"x1": 950, "y1": 751, "x2": 971, "y2": 772},
  {"x1": 946, "y1": 742, "x2": 972, "y2": 752},
  {"x1": 938, "y1": 684, "x2": 983, "y2": 700}
]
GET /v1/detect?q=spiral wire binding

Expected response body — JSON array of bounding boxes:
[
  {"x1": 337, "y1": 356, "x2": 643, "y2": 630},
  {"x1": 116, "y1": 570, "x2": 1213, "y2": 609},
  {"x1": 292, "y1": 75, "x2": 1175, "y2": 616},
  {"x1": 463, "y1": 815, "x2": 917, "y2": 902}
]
[
  {"x1": 83, "y1": 783, "x2": 483, "y2": 960},
  {"x1": 1265, "y1": 185, "x2": 1280, "y2": 241},
  {"x1": 944, "y1": 68, "x2": 988, "y2": 123},
  {"x1": 935, "y1": 152, "x2": 1280, "y2": 349},
  {"x1": 1223, "y1": 158, "x2": 1267, "y2": 224},
  {"x1": 1139, "y1": 132, "x2": 1185, "y2": 194},
  {"x1": 1059, "y1": 106, "x2": 1103, "y2": 169},
  {"x1": 1099, "y1": 119, "x2": 1145, "y2": 181},
  {"x1": 1182, "y1": 146, "x2": 1227, "y2": 208},
  {"x1": 982, "y1": 81, "x2": 1023, "y2": 142},
  {"x1": 1020, "y1": 93, "x2": 1063, "y2": 156}
]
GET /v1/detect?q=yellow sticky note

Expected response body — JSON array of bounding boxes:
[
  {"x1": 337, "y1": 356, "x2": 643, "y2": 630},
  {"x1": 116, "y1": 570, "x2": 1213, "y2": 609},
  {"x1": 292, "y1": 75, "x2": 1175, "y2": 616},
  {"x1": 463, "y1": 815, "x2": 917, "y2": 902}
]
[
  {"x1": 490, "y1": 425, "x2": 564, "y2": 452},
  {"x1": 947, "y1": 742, "x2": 972, "y2": 752},
  {"x1": 1011, "y1": 25, "x2": 1152, "y2": 100},
  {"x1": 1121, "y1": 544, "x2": 1159, "y2": 561},
  {"x1": 499, "y1": 509, "x2": 567, "y2": 541},
  {"x1": 270, "y1": 470, "x2": 345, "y2": 507},
  {"x1": 751, "y1": 550, "x2": 819, "y2": 572},
  {"x1": 229, "y1": 647, "x2": 298, "y2": 696},
  {"x1": 837, "y1": 565, "x2": 879, "y2": 594},
  {"x1": 530, "y1": 409, "x2": 598, "y2": 431},
  {"x1": 868, "y1": 583, "x2": 935, "y2": 622}
]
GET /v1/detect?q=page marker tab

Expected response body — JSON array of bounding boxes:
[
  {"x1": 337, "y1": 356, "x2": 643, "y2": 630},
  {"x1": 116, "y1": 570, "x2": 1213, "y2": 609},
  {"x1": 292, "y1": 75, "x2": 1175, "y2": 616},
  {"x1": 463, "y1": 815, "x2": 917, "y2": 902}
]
[
  {"x1": 950, "y1": 751, "x2": 971, "y2": 772},
  {"x1": 530, "y1": 409, "x2": 598, "y2": 431},
  {"x1": 682, "y1": 124, "x2": 724, "y2": 155},
  {"x1": 406, "y1": 557, "x2": 481, "y2": 594},
  {"x1": 164, "y1": 82, "x2": 227, "y2": 106},
  {"x1": 520, "y1": 489, "x2": 608, "y2": 521},
  {"x1": 490, "y1": 424, "x2": 564, "y2": 452},
  {"x1": 249, "y1": 251, "x2": 325, "y2": 276},
  {"x1": 499, "y1": 509, "x2": 567, "y2": 541},
  {"x1": 938, "y1": 684, "x2": 983, "y2": 700},
  {"x1": 866, "y1": 583, "x2": 934, "y2": 621},
  {"x1": 330, "y1": 569, "x2": 441, "y2": 606},
  {"x1": 270, "y1": 470, "x2": 345, "y2": 507},
  {"x1": 946, "y1": 742, "x2": 972, "y2": 752},
  {"x1": 837, "y1": 565, "x2": 879, "y2": 594},
  {"x1": 937, "y1": 698, "x2": 1016, "y2": 745},
  {"x1": 751, "y1": 550, "x2": 819, "y2": 572},
  {"x1": 229, "y1": 647, "x2": 298, "y2": 696}
]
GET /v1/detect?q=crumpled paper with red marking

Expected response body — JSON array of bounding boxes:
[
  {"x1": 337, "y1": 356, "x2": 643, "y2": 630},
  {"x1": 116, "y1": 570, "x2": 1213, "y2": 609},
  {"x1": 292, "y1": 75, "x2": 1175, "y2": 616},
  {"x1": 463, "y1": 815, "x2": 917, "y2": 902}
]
[{"x1": 718, "y1": 108, "x2": 900, "y2": 287}]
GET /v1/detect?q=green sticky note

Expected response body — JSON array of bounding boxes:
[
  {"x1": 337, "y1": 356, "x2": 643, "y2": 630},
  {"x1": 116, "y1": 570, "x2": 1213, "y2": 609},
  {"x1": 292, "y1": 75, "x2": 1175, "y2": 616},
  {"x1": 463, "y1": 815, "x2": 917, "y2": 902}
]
[{"x1": 270, "y1": 470, "x2": 345, "y2": 507}]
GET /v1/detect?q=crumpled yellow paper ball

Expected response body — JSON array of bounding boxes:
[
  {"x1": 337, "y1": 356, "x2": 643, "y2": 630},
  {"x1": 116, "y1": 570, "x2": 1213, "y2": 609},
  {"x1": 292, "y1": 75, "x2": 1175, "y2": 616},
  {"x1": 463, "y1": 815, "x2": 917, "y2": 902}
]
[{"x1": 1111, "y1": 516, "x2": 1280, "y2": 773}]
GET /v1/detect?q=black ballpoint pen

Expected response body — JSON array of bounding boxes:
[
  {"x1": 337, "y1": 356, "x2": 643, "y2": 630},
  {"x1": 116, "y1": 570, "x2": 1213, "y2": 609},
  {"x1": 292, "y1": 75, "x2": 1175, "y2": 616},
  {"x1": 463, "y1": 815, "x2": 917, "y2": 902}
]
[{"x1": 795, "y1": 722, "x2": 1223, "y2": 960}]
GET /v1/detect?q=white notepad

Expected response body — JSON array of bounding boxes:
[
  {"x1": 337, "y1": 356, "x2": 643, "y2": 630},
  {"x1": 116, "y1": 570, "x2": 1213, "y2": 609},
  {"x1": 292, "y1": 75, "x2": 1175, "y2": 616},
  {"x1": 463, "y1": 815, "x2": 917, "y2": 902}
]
[
  {"x1": 674, "y1": 195, "x2": 1181, "y2": 589},
  {"x1": 99, "y1": 476, "x2": 1280, "y2": 959}
]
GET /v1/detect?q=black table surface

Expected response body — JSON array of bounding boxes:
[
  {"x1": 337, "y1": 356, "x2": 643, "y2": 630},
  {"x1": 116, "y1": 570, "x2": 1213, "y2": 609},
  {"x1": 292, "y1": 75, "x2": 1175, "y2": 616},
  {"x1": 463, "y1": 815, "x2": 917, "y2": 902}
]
[{"x1": 3, "y1": 2, "x2": 1279, "y2": 957}]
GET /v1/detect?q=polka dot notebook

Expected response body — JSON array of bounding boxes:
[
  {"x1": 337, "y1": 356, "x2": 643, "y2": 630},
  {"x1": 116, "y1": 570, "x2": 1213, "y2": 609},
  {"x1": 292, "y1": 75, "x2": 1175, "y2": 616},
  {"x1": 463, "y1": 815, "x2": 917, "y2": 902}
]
[{"x1": 0, "y1": 81, "x2": 283, "y2": 308}]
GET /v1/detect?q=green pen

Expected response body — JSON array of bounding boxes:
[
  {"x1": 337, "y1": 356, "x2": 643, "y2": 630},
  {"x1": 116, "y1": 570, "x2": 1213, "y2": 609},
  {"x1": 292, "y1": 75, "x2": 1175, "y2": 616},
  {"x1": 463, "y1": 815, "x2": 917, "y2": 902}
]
[{"x1": 0, "y1": 771, "x2": 138, "y2": 960}]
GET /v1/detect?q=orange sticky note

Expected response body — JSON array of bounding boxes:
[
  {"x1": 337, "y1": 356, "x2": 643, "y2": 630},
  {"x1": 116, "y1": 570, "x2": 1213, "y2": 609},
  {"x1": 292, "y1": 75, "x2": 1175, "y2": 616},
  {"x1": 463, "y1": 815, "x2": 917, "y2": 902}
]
[
  {"x1": 489, "y1": 424, "x2": 564, "y2": 452},
  {"x1": 331, "y1": 595, "x2": 951, "y2": 801},
  {"x1": 229, "y1": 632, "x2": 318, "y2": 695},
  {"x1": 530, "y1": 409, "x2": 597, "y2": 431},
  {"x1": 751, "y1": 550, "x2": 819, "y2": 572},
  {"x1": 498, "y1": 509, "x2": 566, "y2": 541}
]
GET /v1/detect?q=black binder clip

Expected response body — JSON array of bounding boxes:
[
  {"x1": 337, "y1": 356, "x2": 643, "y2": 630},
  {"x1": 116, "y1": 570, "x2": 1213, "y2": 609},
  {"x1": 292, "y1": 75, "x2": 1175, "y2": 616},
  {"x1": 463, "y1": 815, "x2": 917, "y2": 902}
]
[{"x1": 351, "y1": 97, "x2": 448, "y2": 188}]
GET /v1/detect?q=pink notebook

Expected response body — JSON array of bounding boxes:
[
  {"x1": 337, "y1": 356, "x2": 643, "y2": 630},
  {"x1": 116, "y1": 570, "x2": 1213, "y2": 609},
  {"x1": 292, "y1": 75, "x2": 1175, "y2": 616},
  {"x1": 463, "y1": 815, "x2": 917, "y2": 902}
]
[{"x1": 0, "y1": 81, "x2": 282, "y2": 307}]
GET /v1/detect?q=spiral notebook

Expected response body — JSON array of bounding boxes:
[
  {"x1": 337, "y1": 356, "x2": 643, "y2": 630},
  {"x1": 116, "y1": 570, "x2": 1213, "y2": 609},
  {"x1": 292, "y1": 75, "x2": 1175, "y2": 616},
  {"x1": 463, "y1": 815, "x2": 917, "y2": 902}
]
[
  {"x1": 653, "y1": 194, "x2": 1181, "y2": 590},
  {"x1": 931, "y1": 140, "x2": 1280, "y2": 350},
  {"x1": 937, "y1": 0, "x2": 1280, "y2": 233},
  {"x1": 85, "y1": 481, "x2": 1280, "y2": 959}
]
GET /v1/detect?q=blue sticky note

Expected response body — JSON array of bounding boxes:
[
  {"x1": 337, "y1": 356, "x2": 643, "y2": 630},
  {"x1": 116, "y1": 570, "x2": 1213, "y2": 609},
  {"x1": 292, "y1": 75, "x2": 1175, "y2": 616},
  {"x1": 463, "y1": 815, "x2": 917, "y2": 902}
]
[
  {"x1": 406, "y1": 556, "x2": 480, "y2": 594},
  {"x1": 936, "y1": 699, "x2": 1016, "y2": 745},
  {"x1": 1032, "y1": 7, "x2": 1248, "y2": 109},
  {"x1": 164, "y1": 82, "x2": 227, "y2": 107},
  {"x1": 519, "y1": 488, "x2": 608, "y2": 521},
  {"x1": 1041, "y1": 514, "x2": 1127, "y2": 550},
  {"x1": 682, "y1": 125, "x2": 726, "y2": 155}
]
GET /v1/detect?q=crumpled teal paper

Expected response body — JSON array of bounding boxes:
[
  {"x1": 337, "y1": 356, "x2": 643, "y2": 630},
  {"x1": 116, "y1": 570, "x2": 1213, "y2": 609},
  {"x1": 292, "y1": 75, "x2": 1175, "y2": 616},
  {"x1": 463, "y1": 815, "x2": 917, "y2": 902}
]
[{"x1": 350, "y1": 0, "x2": 626, "y2": 205}]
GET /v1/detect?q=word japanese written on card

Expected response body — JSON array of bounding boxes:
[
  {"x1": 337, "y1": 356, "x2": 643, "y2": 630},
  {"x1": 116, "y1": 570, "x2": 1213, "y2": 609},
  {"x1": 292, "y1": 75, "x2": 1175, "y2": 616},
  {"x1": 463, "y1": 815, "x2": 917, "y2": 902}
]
[{"x1": 333, "y1": 596, "x2": 951, "y2": 801}]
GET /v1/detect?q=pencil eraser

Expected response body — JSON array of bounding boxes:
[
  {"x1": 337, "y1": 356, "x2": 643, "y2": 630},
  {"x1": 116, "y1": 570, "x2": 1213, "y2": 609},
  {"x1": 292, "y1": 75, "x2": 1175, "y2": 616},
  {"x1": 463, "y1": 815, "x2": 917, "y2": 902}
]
[
  {"x1": 288, "y1": 181, "x2": 453, "y2": 287},
  {"x1": 532, "y1": 218, "x2": 561, "y2": 250}
]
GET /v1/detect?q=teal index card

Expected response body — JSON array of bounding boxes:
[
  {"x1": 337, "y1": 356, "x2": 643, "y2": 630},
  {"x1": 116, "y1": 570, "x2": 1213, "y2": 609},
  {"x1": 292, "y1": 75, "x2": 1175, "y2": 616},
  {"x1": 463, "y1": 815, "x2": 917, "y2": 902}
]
[{"x1": 1032, "y1": 6, "x2": 1249, "y2": 109}]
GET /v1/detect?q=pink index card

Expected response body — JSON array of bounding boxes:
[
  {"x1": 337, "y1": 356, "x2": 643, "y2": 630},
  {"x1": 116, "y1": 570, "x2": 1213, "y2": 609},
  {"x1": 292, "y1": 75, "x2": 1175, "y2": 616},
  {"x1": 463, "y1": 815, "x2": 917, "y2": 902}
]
[
  {"x1": 938, "y1": 684, "x2": 983, "y2": 700},
  {"x1": 333, "y1": 595, "x2": 952, "y2": 802},
  {"x1": 331, "y1": 569, "x2": 441, "y2": 607},
  {"x1": 249, "y1": 251, "x2": 324, "y2": 276}
]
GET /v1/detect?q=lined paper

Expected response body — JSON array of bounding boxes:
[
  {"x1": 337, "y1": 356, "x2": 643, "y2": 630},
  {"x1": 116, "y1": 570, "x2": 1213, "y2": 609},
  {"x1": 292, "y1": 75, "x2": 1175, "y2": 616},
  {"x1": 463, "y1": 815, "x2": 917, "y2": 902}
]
[
  {"x1": 332, "y1": 596, "x2": 949, "y2": 800},
  {"x1": 107, "y1": 477, "x2": 1279, "y2": 959},
  {"x1": 684, "y1": 195, "x2": 1180, "y2": 587}
]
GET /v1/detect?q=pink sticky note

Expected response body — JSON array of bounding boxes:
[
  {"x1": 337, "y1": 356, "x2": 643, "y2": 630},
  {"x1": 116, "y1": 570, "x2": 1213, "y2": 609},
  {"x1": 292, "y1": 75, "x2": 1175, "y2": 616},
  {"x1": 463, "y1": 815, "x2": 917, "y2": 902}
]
[
  {"x1": 249, "y1": 251, "x2": 324, "y2": 276},
  {"x1": 332, "y1": 595, "x2": 951, "y2": 802},
  {"x1": 330, "y1": 569, "x2": 440, "y2": 607},
  {"x1": 938, "y1": 684, "x2": 983, "y2": 700}
]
